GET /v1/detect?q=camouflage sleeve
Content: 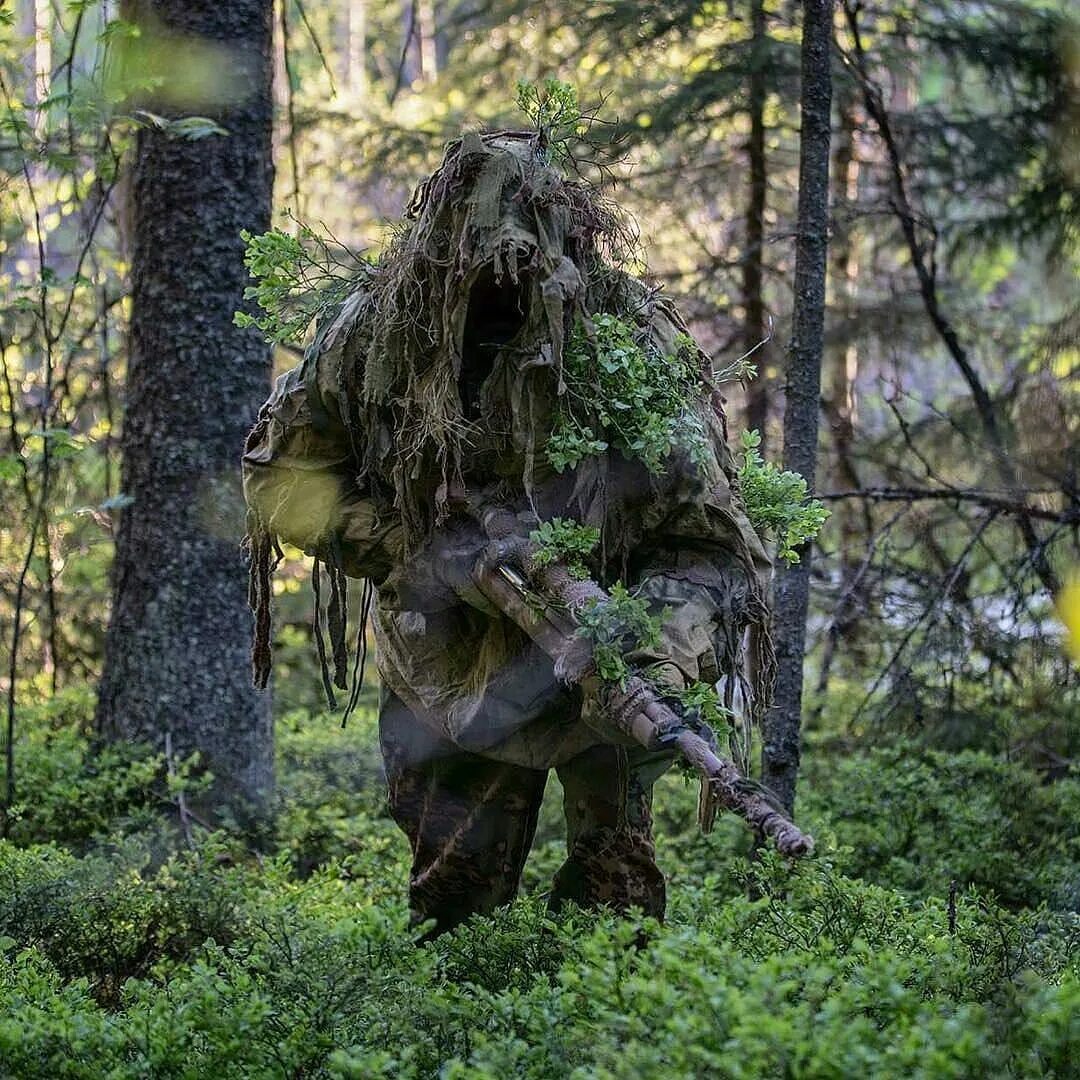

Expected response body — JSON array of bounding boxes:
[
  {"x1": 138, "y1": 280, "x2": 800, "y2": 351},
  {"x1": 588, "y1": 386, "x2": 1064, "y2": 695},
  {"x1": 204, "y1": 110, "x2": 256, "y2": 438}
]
[
  {"x1": 623, "y1": 406, "x2": 772, "y2": 698},
  {"x1": 242, "y1": 344, "x2": 401, "y2": 583}
]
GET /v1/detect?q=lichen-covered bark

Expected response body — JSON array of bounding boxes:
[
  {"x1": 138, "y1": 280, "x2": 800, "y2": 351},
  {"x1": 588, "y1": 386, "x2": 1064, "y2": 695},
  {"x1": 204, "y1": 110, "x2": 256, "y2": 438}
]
[
  {"x1": 96, "y1": 0, "x2": 275, "y2": 816},
  {"x1": 762, "y1": 0, "x2": 833, "y2": 815}
]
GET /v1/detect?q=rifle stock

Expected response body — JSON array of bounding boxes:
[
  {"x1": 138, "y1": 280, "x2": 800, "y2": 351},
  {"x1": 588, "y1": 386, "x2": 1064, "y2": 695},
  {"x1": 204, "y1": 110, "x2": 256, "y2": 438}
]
[{"x1": 469, "y1": 516, "x2": 813, "y2": 858}]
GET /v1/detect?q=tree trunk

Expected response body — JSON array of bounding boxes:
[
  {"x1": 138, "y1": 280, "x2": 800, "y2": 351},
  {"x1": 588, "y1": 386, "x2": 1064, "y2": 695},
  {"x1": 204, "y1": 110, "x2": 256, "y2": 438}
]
[
  {"x1": 347, "y1": 0, "x2": 368, "y2": 96},
  {"x1": 416, "y1": 0, "x2": 437, "y2": 83},
  {"x1": 742, "y1": 0, "x2": 771, "y2": 446},
  {"x1": 762, "y1": 0, "x2": 833, "y2": 815},
  {"x1": 96, "y1": 0, "x2": 275, "y2": 820}
]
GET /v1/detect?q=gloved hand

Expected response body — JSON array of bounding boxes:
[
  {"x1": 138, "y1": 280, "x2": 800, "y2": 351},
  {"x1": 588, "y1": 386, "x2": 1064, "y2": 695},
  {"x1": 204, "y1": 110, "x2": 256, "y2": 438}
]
[
  {"x1": 404, "y1": 500, "x2": 538, "y2": 616},
  {"x1": 427, "y1": 516, "x2": 502, "y2": 616}
]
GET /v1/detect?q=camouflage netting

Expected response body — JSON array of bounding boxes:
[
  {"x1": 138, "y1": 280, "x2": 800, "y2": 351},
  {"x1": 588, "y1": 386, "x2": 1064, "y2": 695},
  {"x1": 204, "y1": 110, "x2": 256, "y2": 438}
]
[{"x1": 244, "y1": 129, "x2": 775, "y2": 762}]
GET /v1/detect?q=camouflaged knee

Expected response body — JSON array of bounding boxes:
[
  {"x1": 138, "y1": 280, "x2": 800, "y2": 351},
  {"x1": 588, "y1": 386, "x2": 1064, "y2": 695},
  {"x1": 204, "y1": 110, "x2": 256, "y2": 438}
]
[{"x1": 552, "y1": 743, "x2": 674, "y2": 920}]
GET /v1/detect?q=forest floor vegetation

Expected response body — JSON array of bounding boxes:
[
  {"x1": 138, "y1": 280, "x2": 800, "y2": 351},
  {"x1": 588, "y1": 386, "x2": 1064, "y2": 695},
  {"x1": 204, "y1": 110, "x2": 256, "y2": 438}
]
[{"x1": 0, "y1": 687, "x2": 1077, "y2": 1078}]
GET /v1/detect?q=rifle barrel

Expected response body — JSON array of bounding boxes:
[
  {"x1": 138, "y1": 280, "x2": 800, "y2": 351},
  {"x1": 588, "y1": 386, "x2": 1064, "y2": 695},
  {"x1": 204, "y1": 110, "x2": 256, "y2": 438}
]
[{"x1": 471, "y1": 551, "x2": 813, "y2": 858}]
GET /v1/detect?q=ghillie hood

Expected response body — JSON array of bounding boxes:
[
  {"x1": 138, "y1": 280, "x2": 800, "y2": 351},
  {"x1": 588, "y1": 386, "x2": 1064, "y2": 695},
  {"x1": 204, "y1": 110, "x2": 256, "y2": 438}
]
[{"x1": 335, "y1": 129, "x2": 650, "y2": 538}]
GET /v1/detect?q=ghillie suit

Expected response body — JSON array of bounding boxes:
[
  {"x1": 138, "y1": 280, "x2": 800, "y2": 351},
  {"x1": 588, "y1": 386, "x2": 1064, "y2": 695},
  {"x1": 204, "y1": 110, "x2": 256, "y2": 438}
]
[{"x1": 243, "y1": 131, "x2": 774, "y2": 935}]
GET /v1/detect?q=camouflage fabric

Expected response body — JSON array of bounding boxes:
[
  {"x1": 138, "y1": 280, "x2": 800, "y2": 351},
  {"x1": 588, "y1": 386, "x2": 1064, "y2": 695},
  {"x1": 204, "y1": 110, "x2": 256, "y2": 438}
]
[
  {"x1": 244, "y1": 330, "x2": 770, "y2": 770},
  {"x1": 242, "y1": 130, "x2": 773, "y2": 926},
  {"x1": 380, "y1": 687, "x2": 671, "y2": 935}
]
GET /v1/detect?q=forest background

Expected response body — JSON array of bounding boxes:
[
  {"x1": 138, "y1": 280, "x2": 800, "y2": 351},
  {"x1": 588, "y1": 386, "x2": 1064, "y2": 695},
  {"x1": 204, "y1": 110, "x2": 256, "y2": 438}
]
[{"x1": 0, "y1": 1, "x2": 1079, "y2": 1075}]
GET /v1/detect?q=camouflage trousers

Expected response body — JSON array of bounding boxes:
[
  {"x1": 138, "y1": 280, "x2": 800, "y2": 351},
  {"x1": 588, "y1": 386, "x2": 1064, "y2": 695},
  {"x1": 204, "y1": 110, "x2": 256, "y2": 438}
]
[{"x1": 379, "y1": 689, "x2": 674, "y2": 937}]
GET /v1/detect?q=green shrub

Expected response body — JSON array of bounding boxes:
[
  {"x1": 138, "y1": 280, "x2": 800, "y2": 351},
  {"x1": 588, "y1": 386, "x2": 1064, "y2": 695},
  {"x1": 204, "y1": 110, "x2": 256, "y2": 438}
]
[
  {"x1": 0, "y1": 837, "x2": 253, "y2": 1004},
  {"x1": 801, "y1": 739, "x2": 1080, "y2": 909},
  {"x1": 272, "y1": 704, "x2": 417, "y2": 892},
  {"x1": 2, "y1": 686, "x2": 1078, "y2": 1077},
  {"x1": 0, "y1": 840, "x2": 1077, "y2": 1078},
  {"x1": 1, "y1": 688, "x2": 185, "y2": 848},
  {"x1": 737, "y1": 429, "x2": 829, "y2": 564}
]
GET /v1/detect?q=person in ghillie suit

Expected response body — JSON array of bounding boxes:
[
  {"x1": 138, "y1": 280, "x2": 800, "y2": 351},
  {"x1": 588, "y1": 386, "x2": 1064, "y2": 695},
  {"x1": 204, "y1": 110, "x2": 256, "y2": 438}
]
[{"x1": 243, "y1": 130, "x2": 773, "y2": 936}]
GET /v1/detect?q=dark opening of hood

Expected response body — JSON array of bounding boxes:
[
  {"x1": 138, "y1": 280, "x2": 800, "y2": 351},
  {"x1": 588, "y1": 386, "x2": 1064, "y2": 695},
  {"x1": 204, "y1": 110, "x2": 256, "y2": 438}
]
[{"x1": 459, "y1": 268, "x2": 530, "y2": 421}]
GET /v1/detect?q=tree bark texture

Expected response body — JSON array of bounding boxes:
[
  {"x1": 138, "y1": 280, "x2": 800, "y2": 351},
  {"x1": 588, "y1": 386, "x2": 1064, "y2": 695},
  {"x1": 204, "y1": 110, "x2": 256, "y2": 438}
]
[
  {"x1": 762, "y1": 0, "x2": 833, "y2": 815},
  {"x1": 96, "y1": 0, "x2": 275, "y2": 817}
]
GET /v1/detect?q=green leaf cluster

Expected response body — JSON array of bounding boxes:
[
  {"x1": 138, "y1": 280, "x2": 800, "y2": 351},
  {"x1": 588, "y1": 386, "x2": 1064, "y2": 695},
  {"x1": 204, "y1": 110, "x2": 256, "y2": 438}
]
[
  {"x1": 665, "y1": 681, "x2": 733, "y2": 772},
  {"x1": 515, "y1": 78, "x2": 581, "y2": 162},
  {"x1": 233, "y1": 222, "x2": 370, "y2": 346},
  {"x1": 528, "y1": 517, "x2": 600, "y2": 580},
  {"x1": 738, "y1": 429, "x2": 830, "y2": 564},
  {"x1": 675, "y1": 680, "x2": 732, "y2": 730},
  {"x1": 548, "y1": 316, "x2": 708, "y2": 476},
  {"x1": 576, "y1": 582, "x2": 666, "y2": 686}
]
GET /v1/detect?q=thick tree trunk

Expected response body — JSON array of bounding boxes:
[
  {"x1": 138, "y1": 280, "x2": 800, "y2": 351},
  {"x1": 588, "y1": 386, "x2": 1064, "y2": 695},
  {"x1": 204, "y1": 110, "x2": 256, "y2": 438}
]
[
  {"x1": 762, "y1": 0, "x2": 833, "y2": 815},
  {"x1": 96, "y1": 0, "x2": 275, "y2": 819},
  {"x1": 742, "y1": 0, "x2": 771, "y2": 446}
]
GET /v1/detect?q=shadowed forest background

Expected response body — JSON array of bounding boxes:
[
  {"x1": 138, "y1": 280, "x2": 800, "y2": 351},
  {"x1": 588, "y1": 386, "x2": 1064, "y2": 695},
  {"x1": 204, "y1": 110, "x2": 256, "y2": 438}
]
[{"x1": 0, "y1": 1, "x2": 1079, "y2": 1076}]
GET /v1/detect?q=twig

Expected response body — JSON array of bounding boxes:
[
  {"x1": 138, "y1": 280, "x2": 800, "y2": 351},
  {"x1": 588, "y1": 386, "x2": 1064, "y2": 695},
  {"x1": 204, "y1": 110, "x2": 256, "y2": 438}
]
[
  {"x1": 164, "y1": 730, "x2": 195, "y2": 848},
  {"x1": 291, "y1": 0, "x2": 337, "y2": 96},
  {"x1": 840, "y1": 1, "x2": 1061, "y2": 596},
  {"x1": 0, "y1": 70, "x2": 57, "y2": 835},
  {"x1": 278, "y1": 0, "x2": 302, "y2": 216},
  {"x1": 820, "y1": 486, "x2": 1074, "y2": 524},
  {"x1": 388, "y1": 2, "x2": 418, "y2": 107},
  {"x1": 714, "y1": 315, "x2": 774, "y2": 380},
  {"x1": 850, "y1": 511, "x2": 998, "y2": 726},
  {"x1": 812, "y1": 505, "x2": 908, "y2": 714}
]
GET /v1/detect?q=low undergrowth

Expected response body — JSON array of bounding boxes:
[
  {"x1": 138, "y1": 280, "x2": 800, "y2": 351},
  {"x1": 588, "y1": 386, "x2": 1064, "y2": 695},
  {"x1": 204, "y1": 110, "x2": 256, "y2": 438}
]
[{"x1": 0, "y1": 688, "x2": 1077, "y2": 1078}]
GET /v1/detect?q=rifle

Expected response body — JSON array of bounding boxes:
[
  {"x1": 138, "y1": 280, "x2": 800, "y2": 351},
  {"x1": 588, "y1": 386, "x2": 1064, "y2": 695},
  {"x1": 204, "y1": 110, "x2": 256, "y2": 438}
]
[{"x1": 468, "y1": 506, "x2": 813, "y2": 858}]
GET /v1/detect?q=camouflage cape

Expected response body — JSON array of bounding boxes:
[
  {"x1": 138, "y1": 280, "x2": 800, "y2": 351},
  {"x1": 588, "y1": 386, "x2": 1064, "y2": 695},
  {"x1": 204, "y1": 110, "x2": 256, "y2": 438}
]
[{"x1": 243, "y1": 130, "x2": 774, "y2": 771}]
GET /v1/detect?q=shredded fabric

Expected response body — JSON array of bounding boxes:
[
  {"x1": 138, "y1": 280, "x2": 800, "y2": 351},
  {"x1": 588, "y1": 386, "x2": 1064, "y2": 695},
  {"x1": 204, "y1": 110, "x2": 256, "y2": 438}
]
[{"x1": 242, "y1": 128, "x2": 775, "y2": 762}]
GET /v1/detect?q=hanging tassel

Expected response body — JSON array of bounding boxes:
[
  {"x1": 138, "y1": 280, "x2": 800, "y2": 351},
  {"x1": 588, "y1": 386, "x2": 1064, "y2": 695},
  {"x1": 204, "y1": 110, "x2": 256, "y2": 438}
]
[
  {"x1": 311, "y1": 558, "x2": 338, "y2": 710},
  {"x1": 245, "y1": 509, "x2": 280, "y2": 691},
  {"x1": 341, "y1": 578, "x2": 376, "y2": 728},
  {"x1": 697, "y1": 776, "x2": 718, "y2": 834},
  {"x1": 326, "y1": 536, "x2": 350, "y2": 691}
]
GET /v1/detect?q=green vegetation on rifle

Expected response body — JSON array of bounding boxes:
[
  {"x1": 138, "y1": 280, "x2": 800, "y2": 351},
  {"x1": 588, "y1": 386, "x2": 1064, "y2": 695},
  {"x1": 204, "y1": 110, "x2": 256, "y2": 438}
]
[
  {"x1": 738, "y1": 429, "x2": 829, "y2": 564},
  {"x1": 675, "y1": 680, "x2": 732, "y2": 730},
  {"x1": 668, "y1": 680, "x2": 738, "y2": 774},
  {"x1": 547, "y1": 315, "x2": 709, "y2": 476},
  {"x1": 576, "y1": 582, "x2": 666, "y2": 686},
  {"x1": 529, "y1": 518, "x2": 601, "y2": 580}
]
